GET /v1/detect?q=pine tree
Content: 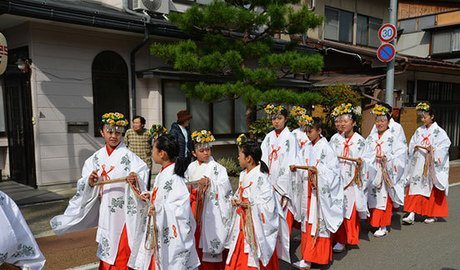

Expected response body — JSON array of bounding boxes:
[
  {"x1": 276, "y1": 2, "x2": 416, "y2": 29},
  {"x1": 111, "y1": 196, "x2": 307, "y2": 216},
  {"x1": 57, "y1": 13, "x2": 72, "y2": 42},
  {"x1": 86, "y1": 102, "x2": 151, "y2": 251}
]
[{"x1": 151, "y1": 0, "x2": 324, "y2": 128}]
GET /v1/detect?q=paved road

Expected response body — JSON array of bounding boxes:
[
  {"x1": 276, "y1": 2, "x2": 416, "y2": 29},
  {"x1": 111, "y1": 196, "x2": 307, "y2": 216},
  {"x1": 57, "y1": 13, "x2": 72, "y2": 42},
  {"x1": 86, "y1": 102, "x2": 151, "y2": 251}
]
[{"x1": 20, "y1": 184, "x2": 460, "y2": 270}]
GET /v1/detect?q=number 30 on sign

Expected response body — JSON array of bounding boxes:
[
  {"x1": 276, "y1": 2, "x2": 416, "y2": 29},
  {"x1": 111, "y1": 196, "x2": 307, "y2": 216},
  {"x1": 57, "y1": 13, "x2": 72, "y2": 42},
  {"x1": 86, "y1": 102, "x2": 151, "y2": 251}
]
[{"x1": 378, "y1": 23, "x2": 397, "y2": 43}]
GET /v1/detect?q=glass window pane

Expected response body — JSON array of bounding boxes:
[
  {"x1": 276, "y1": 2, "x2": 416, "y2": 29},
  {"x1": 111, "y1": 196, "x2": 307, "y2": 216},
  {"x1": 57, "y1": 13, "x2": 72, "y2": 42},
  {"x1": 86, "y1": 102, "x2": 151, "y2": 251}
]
[
  {"x1": 339, "y1": 10, "x2": 353, "y2": 43},
  {"x1": 324, "y1": 7, "x2": 339, "y2": 40},
  {"x1": 419, "y1": 15, "x2": 435, "y2": 31},
  {"x1": 213, "y1": 100, "x2": 232, "y2": 134},
  {"x1": 452, "y1": 29, "x2": 460, "y2": 52},
  {"x1": 190, "y1": 98, "x2": 210, "y2": 131},
  {"x1": 235, "y1": 98, "x2": 247, "y2": 133},
  {"x1": 432, "y1": 31, "x2": 452, "y2": 54},
  {"x1": 400, "y1": 19, "x2": 416, "y2": 33},
  {"x1": 357, "y1": 15, "x2": 368, "y2": 45},
  {"x1": 163, "y1": 81, "x2": 187, "y2": 129},
  {"x1": 369, "y1": 17, "x2": 382, "y2": 48}
]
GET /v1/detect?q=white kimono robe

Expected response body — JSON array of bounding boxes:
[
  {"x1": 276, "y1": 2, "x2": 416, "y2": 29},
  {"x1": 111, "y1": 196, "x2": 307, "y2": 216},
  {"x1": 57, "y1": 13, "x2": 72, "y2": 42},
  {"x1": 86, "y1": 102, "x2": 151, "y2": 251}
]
[
  {"x1": 329, "y1": 132, "x2": 369, "y2": 219},
  {"x1": 0, "y1": 191, "x2": 45, "y2": 269},
  {"x1": 225, "y1": 166, "x2": 279, "y2": 268},
  {"x1": 292, "y1": 128, "x2": 309, "y2": 152},
  {"x1": 370, "y1": 118, "x2": 407, "y2": 146},
  {"x1": 261, "y1": 127, "x2": 297, "y2": 262},
  {"x1": 297, "y1": 137, "x2": 344, "y2": 237},
  {"x1": 184, "y1": 158, "x2": 233, "y2": 262},
  {"x1": 404, "y1": 122, "x2": 451, "y2": 196},
  {"x1": 135, "y1": 164, "x2": 200, "y2": 270},
  {"x1": 363, "y1": 129, "x2": 408, "y2": 210},
  {"x1": 50, "y1": 143, "x2": 149, "y2": 268}
]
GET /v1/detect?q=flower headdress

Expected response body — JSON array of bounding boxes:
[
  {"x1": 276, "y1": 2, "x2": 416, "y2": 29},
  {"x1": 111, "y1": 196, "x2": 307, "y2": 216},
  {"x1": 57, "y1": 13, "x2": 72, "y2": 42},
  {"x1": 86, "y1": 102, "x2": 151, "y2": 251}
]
[
  {"x1": 236, "y1": 133, "x2": 248, "y2": 146},
  {"x1": 290, "y1": 106, "x2": 307, "y2": 119},
  {"x1": 416, "y1": 102, "x2": 430, "y2": 112},
  {"x1": 370, "y1": 104, "x2": 391, "y2": 116},
  {"x1": 264, "y1": 104, "x2": 285, "y2": 117},
  {"x1": 332, "y1": 103, "x2": 362, "y2": 118},
  {"x1": 298, "y1": 114, "x2": 314, "y2": 127},
  {"x1": 191, "y1": 130, "x2": 215, "y2": 144},
  {"x1": 101, "y1": 112, "x2": 129, "y2": 127},
  {"x1": 148, "y1": 124, "x2": 168, "y2": 140}
]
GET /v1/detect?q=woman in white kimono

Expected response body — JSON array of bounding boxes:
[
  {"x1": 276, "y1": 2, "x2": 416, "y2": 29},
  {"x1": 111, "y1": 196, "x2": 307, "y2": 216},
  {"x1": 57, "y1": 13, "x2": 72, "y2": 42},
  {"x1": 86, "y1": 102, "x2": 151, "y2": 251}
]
[
  {"x1": 260, "y1": 104, "x2": 297, "y2": 263},
  {"x1": 369, "y1": 103, "x2": 407, "y2": 147},
  {"x1": 363, "y1": 104, "x2": 407, "y2": 237},
  {"x1": 184, "y1": 130, "x2": 233, "y2": 270},
  {"x1": 226, "y1": 141, "x2": 279, "y2": 270},
  {"x1": 328, "y1": 104, "x2": 367, "y2": 253},
  {"x1": 135, "y1": 134, "x2": 200, "y2": 270},
  {"x1": 290, "y1": 106, "x2": 310, "y2": 152},
  {"x1": 51, "y1": 112, "x2": 150, "y2": 270},
  {"x1": 291, "y1": 117, "x2": 344, "y2": 269},
  {"x1": 1, "y1": 191, "x2": 46, "y2": 270},
  {"x1": 402, "y1": 102, "x2": 451, "y2": 225}
]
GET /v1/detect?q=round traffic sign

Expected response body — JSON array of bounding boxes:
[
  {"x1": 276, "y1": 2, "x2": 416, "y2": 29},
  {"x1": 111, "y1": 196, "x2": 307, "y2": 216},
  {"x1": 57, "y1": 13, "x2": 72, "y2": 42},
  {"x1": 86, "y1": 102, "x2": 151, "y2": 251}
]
[
  {"x1": 378, "y1": 23, "x2": 397, "y2": 43},
  {"x1": 377, "y1": 43, "x2": 396, "y2": 63},
  {"x1": 0, "y1": 32, "x2": 7, "y2": 76}
]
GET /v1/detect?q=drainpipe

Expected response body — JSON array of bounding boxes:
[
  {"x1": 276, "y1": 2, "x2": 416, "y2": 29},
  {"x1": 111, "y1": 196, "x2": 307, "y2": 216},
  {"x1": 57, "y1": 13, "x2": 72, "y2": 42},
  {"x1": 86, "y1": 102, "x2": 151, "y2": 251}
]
[
  {"x1": 130, "y1": 26, "x2": 150, "y2": 117},
  {"x1": 309, "y1": 0, "x2": 316, "y2": 11}
]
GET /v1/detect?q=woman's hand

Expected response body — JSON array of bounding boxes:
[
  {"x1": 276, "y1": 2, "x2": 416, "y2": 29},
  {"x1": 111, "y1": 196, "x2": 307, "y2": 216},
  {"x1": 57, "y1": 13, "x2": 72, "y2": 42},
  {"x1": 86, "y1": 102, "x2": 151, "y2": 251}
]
[
  {"x1": 88, "y1": 170, "x2": 99, "y2": 187},
  {"x1": 126, "y1": 172, "x2": 138, "y2": 185}
]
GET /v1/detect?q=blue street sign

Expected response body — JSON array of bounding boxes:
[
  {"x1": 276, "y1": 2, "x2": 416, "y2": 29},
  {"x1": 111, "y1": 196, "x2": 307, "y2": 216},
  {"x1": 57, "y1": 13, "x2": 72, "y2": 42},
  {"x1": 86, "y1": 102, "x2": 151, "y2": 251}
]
[{"x1": 377, "y1": 43, "x2": 396, "y2": 63}]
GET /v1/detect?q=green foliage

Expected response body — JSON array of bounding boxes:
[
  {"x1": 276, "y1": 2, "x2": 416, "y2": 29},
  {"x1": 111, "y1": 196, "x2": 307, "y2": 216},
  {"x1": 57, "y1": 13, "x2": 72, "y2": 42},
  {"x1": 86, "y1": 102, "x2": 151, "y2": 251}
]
[
  {"x1": 249, "y1": 118, "x2": 273, "y2": 141},
  {"x1": 217, "y1": 157, "x2": 241, "y2": 177},
  {"x1": 151, "y1": 0, "x2": 326, "y2": 127}
]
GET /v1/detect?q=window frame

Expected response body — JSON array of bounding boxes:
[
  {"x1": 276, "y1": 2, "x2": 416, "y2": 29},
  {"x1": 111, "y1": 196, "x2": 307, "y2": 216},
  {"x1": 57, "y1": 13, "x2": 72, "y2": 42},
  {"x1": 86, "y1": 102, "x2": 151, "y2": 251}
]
[{"x1": 324, "y1": 6, "x2": 354, "y2": 44}]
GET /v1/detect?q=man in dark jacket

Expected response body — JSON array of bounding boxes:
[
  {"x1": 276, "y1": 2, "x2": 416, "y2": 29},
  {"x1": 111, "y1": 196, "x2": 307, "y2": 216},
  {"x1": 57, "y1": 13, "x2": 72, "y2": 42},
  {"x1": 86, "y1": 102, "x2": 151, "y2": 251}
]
[{"x1": 169, "y1": 110, "x2": 194, "y2": 164}]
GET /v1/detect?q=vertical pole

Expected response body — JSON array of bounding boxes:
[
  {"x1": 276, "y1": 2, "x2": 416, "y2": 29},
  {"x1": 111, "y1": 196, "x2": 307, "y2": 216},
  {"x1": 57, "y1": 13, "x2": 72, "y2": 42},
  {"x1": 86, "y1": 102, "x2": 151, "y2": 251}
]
[{"x1": 385, "y1": 0, "x2": 397, "y2": 106}]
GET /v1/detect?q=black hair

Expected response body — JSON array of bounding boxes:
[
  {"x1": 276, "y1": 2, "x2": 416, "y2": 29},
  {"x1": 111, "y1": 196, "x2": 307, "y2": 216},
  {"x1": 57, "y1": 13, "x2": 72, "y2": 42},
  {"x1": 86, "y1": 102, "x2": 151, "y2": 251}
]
[
  {"x1": 133, "y1": 115, "x2": 146, "y2": 125},
  {"x1": 309, "y1": 117, "x2": 323, "y2": 131},
  {"x1": 280, "y1": 107, "x2": 288, "y2": 119},
  {"x1": 154, "y1": 134, "x2": 188, "y2": 178},
  {"x1": 419, "y1": 101, "x2": 436, "y2": 122},
  {"x1": 239, "y1": 141, "x2": 269, "y2": 174}
]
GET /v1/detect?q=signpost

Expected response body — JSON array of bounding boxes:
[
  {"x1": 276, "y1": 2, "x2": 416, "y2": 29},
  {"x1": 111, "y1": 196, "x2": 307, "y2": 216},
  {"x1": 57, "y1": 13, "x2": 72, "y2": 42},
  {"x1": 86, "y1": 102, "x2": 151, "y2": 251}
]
[
  {"x1": 0, "y1": 32, "x2": 7, "y2": 75},
  {"x1": 378, "y1": 23, "x2": 397, "y2": 43},
  {"x1": 377, "y1": 43, "x2": 396, "y2": 63}
]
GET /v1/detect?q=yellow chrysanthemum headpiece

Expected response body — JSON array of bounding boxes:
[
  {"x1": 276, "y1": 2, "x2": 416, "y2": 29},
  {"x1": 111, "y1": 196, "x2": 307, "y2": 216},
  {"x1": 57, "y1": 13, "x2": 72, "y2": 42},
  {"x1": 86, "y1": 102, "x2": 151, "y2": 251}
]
[
  {"x1": 332, "y1": 103, "x2": 362, "y2": 117},
  {"x1": 290, "y1": 106, "x2": 307, "y2": 118},
  {"x1": 191, "y1": 130, "x2": 215, "y2": 145},
  {"x1": 370, "y1": 104, "x2": 390, "y2": 116},
  {"x1": 298, "y1": 114, "x2": 314, "y2": 127},
  {"x1": 236, "y1": 133, "x2": 248, "y2": 146},
  {"x1": 148, "y1": 124, "x2": 168, "y2": 140},
  {"x1": 101, "y1": 112, "x2": 129, "y2": 127},
  {"x1": 416, "y1": 102, "x2": 430, "y2": 112},
  {"x1": 264, "y1": 104, "x2": 285, "y2": 117}
]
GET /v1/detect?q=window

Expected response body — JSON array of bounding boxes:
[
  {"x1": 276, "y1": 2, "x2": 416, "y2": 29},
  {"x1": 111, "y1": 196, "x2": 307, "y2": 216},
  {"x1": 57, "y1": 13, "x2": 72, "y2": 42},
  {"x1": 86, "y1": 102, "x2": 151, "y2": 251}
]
[
  {"x1": 432, "y1": 29, "x2": 460, "y2": 54},
  {"x1": 357, "y1": 15, "x2": 382, "y2": 47},
  {"x1": 92, "y1": 51, "x2": 129, "y2": 136},
  {"x1": 324, "y1": 7, "x2": 353, "y2": 43},
  {"x1": 399, "y1": 15, "x2": 435, "y2": 33},
  {"x1": 162, "y1": 81, "x2": 247, "y2": 136}
]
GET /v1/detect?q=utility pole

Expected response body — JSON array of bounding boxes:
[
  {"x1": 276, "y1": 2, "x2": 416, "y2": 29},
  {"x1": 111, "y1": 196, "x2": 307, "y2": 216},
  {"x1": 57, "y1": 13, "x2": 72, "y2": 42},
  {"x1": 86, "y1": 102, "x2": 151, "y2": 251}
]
[{"x1": 385, "y1": 0, "x2": 397, "y2": 106}]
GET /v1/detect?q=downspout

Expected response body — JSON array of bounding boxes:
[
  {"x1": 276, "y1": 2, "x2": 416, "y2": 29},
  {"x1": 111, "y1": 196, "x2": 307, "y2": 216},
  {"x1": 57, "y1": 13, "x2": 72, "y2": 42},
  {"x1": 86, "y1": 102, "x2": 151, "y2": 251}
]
[
  {"x1": 130, "y1": 26, "x2": 150, "y2": 117},
  {"x1": 309, "y1": 0, "x2": 316, "y2": 11}
]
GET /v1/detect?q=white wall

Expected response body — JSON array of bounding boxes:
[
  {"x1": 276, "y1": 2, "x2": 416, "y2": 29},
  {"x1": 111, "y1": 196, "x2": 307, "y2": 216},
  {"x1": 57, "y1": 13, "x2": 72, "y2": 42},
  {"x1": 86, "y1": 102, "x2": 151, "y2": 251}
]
[{"x1": 28, "y1": 23, "x2": 150, "y2": 186}]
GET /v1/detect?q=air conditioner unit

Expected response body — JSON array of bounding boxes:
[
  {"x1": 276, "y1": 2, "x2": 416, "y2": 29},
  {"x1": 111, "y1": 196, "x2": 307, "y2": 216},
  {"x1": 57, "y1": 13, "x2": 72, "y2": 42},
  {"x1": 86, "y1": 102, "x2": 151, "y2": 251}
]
[{"x1": 132, "y1": 0, "x2": 169, "y2": 14}]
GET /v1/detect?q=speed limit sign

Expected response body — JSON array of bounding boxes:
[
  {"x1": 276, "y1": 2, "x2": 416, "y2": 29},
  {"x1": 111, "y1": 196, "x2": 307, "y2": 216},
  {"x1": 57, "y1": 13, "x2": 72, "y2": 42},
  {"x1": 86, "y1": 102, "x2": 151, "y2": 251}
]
[{"x1": 378, "y1": 23, "x2": 397, "y2": 43}]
